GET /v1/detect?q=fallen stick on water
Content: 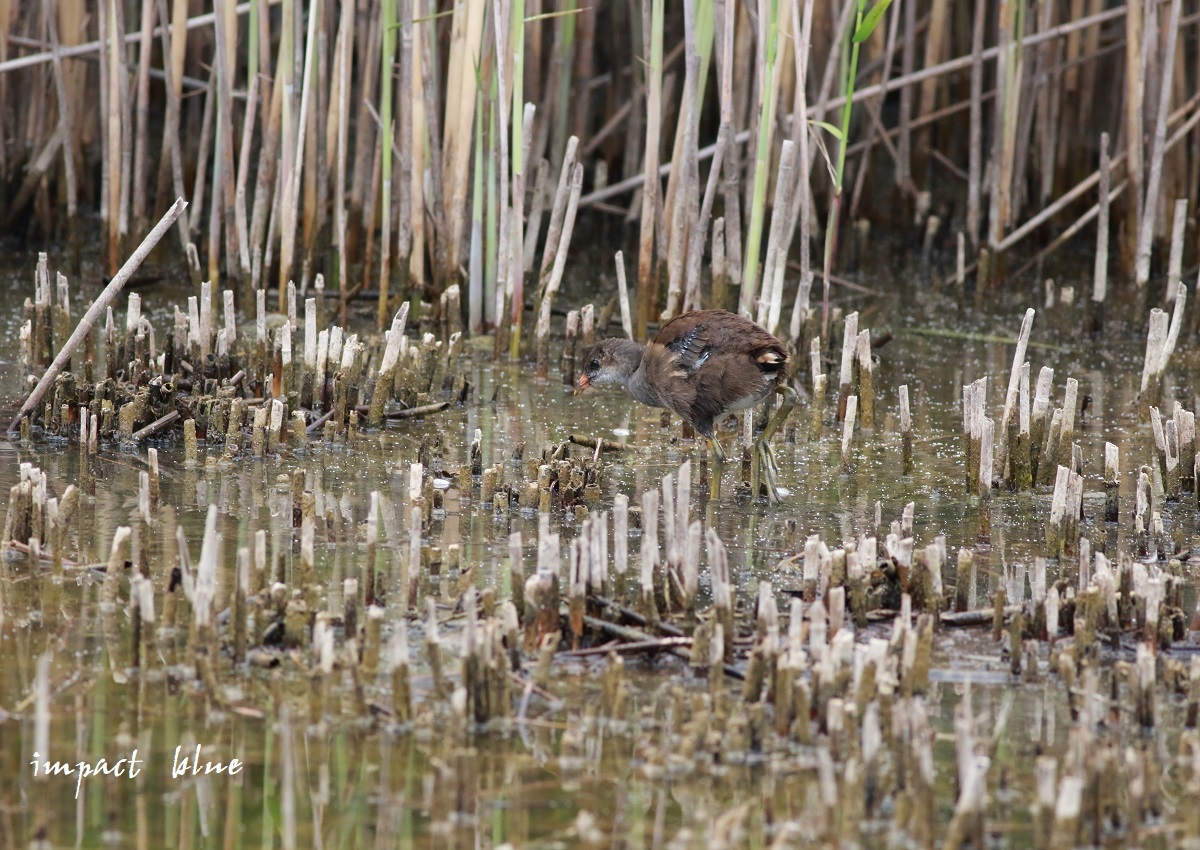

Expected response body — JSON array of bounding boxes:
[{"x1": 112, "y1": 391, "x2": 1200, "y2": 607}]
[
  {"x1": 2, "y1": 539, "x2": 84, "y2": 567},
  {"x1": 568, "y1": 435, "x2": 636, "y2": 452},
  {"x1": 558, "y1": 637, "x2": 693, "y2": 658},
  {"x1": 590, "y1": 594, "x2": 686, "y2": 636},
  {"x1": 8, "y1": 197, "x2": 188, "y2": 434},
  {"x1": 131, "y1": 410, "x2": 180, "y2": 442},
  {"x1": 355, "y1": 401, "x2": 450, "y2": 420},
  {"x1": 306, "y1": 401, "x2": 451, "y2": 435},
  {"x1": 868, "y1": 605, "x2": 1024, "y2": 627},
  {"x1": 582, "y1": 615, "x2": 746, "y2": 680}
]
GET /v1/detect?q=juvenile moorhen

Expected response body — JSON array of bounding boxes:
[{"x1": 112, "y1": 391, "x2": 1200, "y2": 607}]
[{"x1": 576, "y1": 309, "x2": 796, "y2": 500}]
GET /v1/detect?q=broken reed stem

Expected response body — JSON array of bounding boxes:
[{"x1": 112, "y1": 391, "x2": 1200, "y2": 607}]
[
  {"x1": 535, "y1": 163, "x2": 584, "y2": 380},
  {"x1": 614, "y1": 251, "x2": 633, "y2": 340}
]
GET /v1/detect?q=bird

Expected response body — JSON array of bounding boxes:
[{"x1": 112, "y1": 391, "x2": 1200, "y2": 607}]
[{"x1": 576, "y1": 309, "x2": 796, "y2": 500}]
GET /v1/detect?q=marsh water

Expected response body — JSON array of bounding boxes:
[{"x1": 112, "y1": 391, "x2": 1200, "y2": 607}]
[{"x1": 1, "y1": 234, "x2": 1198, "y2": 849}]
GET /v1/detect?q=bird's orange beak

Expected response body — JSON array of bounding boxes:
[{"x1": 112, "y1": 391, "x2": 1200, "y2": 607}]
[{"x1": 575, "y1": 374, "x2": 591, "y2": 395}]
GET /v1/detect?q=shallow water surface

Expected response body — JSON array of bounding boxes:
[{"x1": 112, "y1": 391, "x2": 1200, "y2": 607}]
[{"x1": 1, "y1": 245, "x2": 1199, "y2": 848}]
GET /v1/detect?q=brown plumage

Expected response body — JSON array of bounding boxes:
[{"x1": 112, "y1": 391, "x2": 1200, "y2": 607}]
[{"x1": 576, "y1": 309, "x2": 789, "y2": 438}]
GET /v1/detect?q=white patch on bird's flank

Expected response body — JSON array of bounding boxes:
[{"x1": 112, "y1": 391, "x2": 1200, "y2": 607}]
[{"x1": 613, "y1": 428, "x2": 631, "y2": 437}]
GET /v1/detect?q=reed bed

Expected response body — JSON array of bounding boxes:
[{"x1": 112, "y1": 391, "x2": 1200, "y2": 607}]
[
  {"x1": 8, "y1": 185, "x2": 1200, "y2": 844},
  {"x1": 0, "y1": 0, "x2": 1196, "y2": 355}
]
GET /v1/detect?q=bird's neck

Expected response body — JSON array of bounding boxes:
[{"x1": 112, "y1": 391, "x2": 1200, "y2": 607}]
[{"x1": 625, "y1": 351, "x2": 664, "y2": 408}]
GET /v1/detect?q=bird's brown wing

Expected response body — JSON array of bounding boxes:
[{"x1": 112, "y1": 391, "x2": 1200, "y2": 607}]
[
  {"x1": 655, "y1": 310, "x2": 788, "y2": 376},
  {"x1": 644, "y1": 310, "x2": 789, "y2": 436},
  {"x1": 653, "y1": 311, "x2": 717, "y2": 375}
]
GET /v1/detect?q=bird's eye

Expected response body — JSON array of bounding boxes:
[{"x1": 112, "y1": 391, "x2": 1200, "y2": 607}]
[{"x1": 588, "y1": 360, "x2": 600, "y2": 371}]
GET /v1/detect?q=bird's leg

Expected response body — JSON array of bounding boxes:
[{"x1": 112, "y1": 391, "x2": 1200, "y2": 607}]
[
  {"x1": 709, "y1": 436, "x2": 726, "y2": 501},
  {"x1": 754, "y1": 385, "x2": 798, "y2": 502}
]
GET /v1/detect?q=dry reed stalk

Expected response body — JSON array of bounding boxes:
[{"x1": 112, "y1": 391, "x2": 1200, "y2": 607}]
[
  {"x1": 213, "y1": 0, "x2": 241, "y2": 281},
  {"x1": 131, "y1": 0, "x2": 153, "y2": 231},
  {"x1": 276, "y1": 0, "x2": 296, "y2": 299},
  {"x1": 189, "y1": 73, "x2": 216, "y2": 237},
  {"x1": 1191, "y1": 23, "x2": 1200, "y2": 217},
  {"x1": 154, "y1": 0, "x2": 189, "y2": 203},
  {"x1": 1135, "y1": 0, "x2": 1182, "y2": 287},
  {"x1": 571, "y1": 3, "x2": 593, "y2": 147},
  {"x1": 739, "y1": 0, "x2": 782, "y2": 318},
  {"x1": 303, "y1": 17, "x2": 326, "y2": 283},
  {"x1": 250, "y1": 44, "x2": 285, "y2": 292},
  {"x1": 547, "y1": 1, "x2": 576, "y2": 174},
  {"x1": 756, "y1": 139, "x2": 794, "y2": 335},
  {"x1": 507, "y1": 102, "x2": 533, "y2": 340},
  {"x1": 1035, "y1": 1, "x2": 1063, "y2": 206},
  {"x1": 377, "y1": 0, "x2": 396, "y2": 329},
  {"x1": 996, "y1": 309, "x2": 1035, "y2": 479},
  {"x1": 615, "y1": 251, "x2": 633, "y2": 339},
  {"x1": 895, "y1": 0, "x2": 914, "y2": 191},
  {"x1": 533, "y1": 136, "x2": 578, "y2": 315},
  {"x1": 966, "y1": 0, "x2": 984, "y2": 249},
  {"x1": 534, "y1": 163, "x2": 583, "y2": 379},
  {"x1": 683, "y1": 126, "x2": 724, "y2": 313},
  {"x1": 419, "y1": 7, "x2": 448, "y2": 291},
  {"x1": 662, "y1": 0, "x2": 712, "y2": 288},
  {"x1": 708, "y1": 0, "x2": 737, "y2": 312},
  {"x1": 233, "y1": 4, "x2": 260, "y2": 279},
  {"x1": 441, "y1": 0, "x2": 485, "y2": 287},
  {"x1": 348, "y1": 0, "x2": 380, "y2": 263},
  {"x1": 1123, "y1": 0, "x2": 1145, "y2": 273},
  {"x1": 485, "y1": 97, "x2": 502, "y2": 352},
  {"x1": 522, "y1": 158, "x2": 548, "y2": 272},
  {"x1": 207, "y1": 136, "x2": 223, "y2": 281},
  {"x1": 405, "y1": 9, "x2": 428, "y2": 290},
  {"x1": 43, "y1": 0, "x2": 77, "y2": 218},
  {"x1": 663, "y1": 12, "x2": 700, "y2": 322},
  {"x1": 914, "y1": 0, "x2": 950, "y2": 183},
  {"x1": 395, "y1": 0, "x2": 414, "y2": 310},
  {"x1": 112, "y1": 0, "x2": 133, "y2": 253},
  {"x1": 1167, "y1": 198, "x2": 1187, "y2": 288},
  {"x1": 1092, "y1": 132, "x2": 1110, "y2": 307},
  {"x1": 103, "y1": 0, "x2": 123, "y2": 273},
  {"x1": 279, "y1": 0, "x2": 318, "y2": 304},
  {"x1": 786, "y1": 0, "x2": 815, "y2": 343},
  {"x1": 149, "y1": 0, "x2": 189, "y2": 248},
  {"x1": 498, "y1": 0, "x2": 523, "y2": 355},
  {"x1": 61, "y1": 1, "x2": 91, "y2": 201},
  {"x1": 0, "y1": 1, "x2": 8, "y2": 182},
  {"x1": 684, "y1": 9, "x2": 715, "y2": 312},
  {"x1": 987, "y1": 0, "x2": 1025, "y2": 258},
  {"x1": 469, "y1": 85, "x2": 486, "y2": 334},
  {"x1": 635, "y1": 0, "x2": 663, "y2": 339}
]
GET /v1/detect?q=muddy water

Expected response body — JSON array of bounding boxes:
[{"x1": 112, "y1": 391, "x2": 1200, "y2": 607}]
[{"x1": 0, "y1": 239, "x2": 1197, "y2": 847}]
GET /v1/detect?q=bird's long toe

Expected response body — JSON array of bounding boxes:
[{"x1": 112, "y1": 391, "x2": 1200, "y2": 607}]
[{"x1": 755, "y1": 438, "x2": 783, "y2": 503}]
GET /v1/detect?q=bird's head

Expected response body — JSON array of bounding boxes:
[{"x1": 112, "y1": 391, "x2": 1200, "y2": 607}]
[{"x1": 575, "y1": 338, "x2": 644, "y2": 395}]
